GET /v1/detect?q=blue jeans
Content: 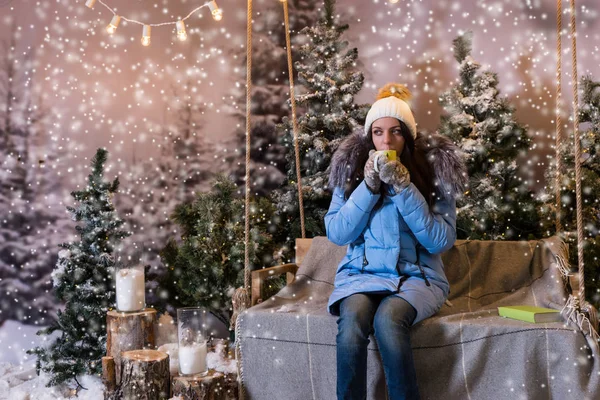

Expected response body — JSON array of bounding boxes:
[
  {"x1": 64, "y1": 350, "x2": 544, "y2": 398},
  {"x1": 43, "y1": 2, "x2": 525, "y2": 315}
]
[{"x1": 336, "y1": 292, "x2": 420, "y2": 400}]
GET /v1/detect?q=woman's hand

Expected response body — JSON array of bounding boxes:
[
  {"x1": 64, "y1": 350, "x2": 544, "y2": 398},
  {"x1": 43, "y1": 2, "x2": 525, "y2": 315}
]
[
  {"x1": 364, "y1": 150, "x2": 382, "y2": 193},
  {"x1": 379, "y1": 160, "x2": 411, "y2": 193}
]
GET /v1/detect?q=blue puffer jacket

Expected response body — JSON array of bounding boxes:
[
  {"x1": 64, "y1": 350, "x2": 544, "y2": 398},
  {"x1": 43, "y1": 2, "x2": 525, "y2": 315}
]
[{"x1": 325, "y1": 131, "x2": 468, "y2": 325}]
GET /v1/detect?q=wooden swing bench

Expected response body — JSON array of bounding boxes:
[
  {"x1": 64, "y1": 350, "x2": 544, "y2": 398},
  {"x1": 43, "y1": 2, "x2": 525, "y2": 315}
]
[{"x1": 236, "y1": 237, "x2": 600, "y2": 400}]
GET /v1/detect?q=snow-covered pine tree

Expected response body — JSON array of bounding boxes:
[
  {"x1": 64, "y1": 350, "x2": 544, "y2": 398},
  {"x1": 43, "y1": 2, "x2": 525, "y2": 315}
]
[
  {"x1": 160, "y1": 174, "x2": 278, "y2": 329},
  {"x1": 271, "y1": 0, "x2": 369, "y2": 262},
  {"x1": 0, "y1": 28, "x2": 69, "y2": 325},
  {"x1": 542, "y1": 74, "x2": 600, "y2": 309},
  {"x1": 29, "y1": 148, "x2": 130, "y2": 387},
  {"x1": 224, "y1": 0, "x2": 322, "y2": 196},
  {"x1": 438, "y1": 31, "x2": 542, "y2": 240}
]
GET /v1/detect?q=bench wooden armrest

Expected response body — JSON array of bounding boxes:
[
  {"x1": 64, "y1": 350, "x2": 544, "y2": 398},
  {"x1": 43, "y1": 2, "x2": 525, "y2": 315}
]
[{"x1": 251, "y1": 263, "x2": 298, "y2": 306}]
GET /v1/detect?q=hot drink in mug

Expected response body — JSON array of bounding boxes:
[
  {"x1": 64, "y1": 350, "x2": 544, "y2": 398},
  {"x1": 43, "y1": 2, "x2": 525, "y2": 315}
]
[{"x1": 373, "y1": 150, "x2": 397, "y2": 173}]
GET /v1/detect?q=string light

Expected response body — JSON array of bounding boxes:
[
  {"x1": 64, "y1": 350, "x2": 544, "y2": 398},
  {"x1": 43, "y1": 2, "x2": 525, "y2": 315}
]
[
  {"x1": 106, "y1": 15, "x2": 121, "y2": 34},
  {"x1": 85, "y1": 1, "x2": 223, "y2": 47},
  {"x1": 176, "y1": 20, "x2": 187, "y2": 41},
  {"x1": 141, "y1": 25, "x2": 151, "y2": 47},
  {"x1": 208, "y1": 1, "x2": 223, "y2": 21},
  {"x1": 388, "y1": 0, "x2": 400, "y2": 3}
]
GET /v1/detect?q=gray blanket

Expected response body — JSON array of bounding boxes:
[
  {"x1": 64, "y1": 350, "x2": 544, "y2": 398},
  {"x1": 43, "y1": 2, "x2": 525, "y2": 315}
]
[{"x1": 236, "y1": 236, "x2": 600, "y2": 399}]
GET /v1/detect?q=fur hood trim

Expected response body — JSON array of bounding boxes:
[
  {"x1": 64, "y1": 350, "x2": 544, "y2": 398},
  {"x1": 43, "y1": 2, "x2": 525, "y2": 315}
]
[{"x1": 328, "y1": 131, "x2": 468, "y2": 201}]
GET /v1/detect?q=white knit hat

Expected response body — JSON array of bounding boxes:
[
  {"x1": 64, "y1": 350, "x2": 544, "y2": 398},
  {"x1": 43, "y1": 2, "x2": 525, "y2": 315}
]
[{"x1": 364, "y1": 83, "x2": 417, "y2": 139}]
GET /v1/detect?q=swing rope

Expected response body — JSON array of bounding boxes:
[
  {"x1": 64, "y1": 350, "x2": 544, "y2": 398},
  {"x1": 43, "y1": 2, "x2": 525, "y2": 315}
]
[
  {"x1": 568, "y1": 0, "x2": 585, "y2": 308},
  {"x1": 282, "y1": 0, "x2": 306, "y2": 239},
  {"x1": 235, "y1": 2, "x2": 307, "y2": 393},
  {"x1": 556, "y1": 0, "x2": 599, "y2": 336},
  {"x1": 233, "y1": 1, "x2": 254, "y2": 399},
  {"x1": 554, "y1": 0, "x2": 563, "y2": 234},
  {"x1": 243, "y1": 0, "x2": 253, "y2": 294}
]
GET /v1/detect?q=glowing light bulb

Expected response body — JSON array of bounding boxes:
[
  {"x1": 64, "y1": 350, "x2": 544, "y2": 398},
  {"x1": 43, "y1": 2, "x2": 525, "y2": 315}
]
[
  {"x1": 176, "y1": 20, "x2": 187, "y2": 41},
  {"x1": 106, "y1": 15, "x2": 121, "y2": 34},
  {"x1": 389, "y1": 0, "x2": 400, "y2": 3},
  {"x1": 85, "y1": 0, "x2": 97, "y2": 8},
  {"x1": 209, "y1": 1, "x2": 223, "y2": 21},
  {"x1": 141, "y1": 25, "x2": 151, "y2": 46}
]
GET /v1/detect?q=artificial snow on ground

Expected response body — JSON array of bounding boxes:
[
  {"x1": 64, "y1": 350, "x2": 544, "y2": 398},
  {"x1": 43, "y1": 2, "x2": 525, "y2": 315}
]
[
  {"x1": 0, "y1": 316, "x2": 237, "y2": 399},
  {"x1": 0, "y1": 364, "x2": 104, "y2": 400},
  {"x1": 0, "y1": 320, "x2": 103, "y2": 399}
]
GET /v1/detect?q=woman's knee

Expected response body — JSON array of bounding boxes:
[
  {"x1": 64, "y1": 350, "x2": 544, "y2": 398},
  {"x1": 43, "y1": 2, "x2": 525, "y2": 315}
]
[
  {"x1": 373, "y1": 296, "x2": 416, "y2": 336},
  {"x1": 337, "y1": 294, "x2": 376, "y2": 341}
]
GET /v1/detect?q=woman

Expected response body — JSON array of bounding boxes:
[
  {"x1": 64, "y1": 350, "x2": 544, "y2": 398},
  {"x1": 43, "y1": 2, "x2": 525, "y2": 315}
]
[{"x1": 325, "y1": 83, "x2": 468, "y2": 400}]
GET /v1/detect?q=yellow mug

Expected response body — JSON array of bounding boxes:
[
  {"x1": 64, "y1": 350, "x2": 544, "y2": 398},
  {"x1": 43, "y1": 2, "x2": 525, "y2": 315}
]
[{"x1": 373, "y1": 150, "x2": 397, "y2": 173}]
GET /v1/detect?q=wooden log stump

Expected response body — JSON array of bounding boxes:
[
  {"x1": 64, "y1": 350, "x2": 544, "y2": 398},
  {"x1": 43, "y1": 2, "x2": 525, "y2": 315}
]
[
  {"x1": 221, "y1": 372, "x2": 239, "y2": 400},
  {"x1": 102, "y1": 356, "x2": 116, "y2": 397},
  {"x1": 224, "y1": 345, "x2": 239, "y2": 400},
  {"x1": 119, "y1": 350, "x2": 170, "y2": 400},
  {"x1": 171, "y1": 370, "x2": 226, "y2": 400},
  {"x1": 107, "y1": 308, "x2": 157, "y2": 383}
]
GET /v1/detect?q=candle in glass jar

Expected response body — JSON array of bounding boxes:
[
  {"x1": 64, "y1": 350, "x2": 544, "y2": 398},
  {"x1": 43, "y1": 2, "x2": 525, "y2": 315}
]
[
  {"x1": 178, "y1": 341, "x2": 207, "y2": 375},
  {"x1": 116, "y1": 267, "x2": 145, "y2": 312}
]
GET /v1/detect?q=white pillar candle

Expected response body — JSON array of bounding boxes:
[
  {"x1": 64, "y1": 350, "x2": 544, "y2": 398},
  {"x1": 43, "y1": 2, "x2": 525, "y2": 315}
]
[
  {"x1": 116, "y1": 268, "x2": 145, "y2": 312},
  {"x1": 178, "y1": 342, "x2": 207, "y2": 375}
]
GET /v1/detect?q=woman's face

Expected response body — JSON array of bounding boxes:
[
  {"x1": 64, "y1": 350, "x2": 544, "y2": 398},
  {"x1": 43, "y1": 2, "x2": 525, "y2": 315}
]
[{"x1": 371, "y1": 117, "x2": 406, "y2": 154}]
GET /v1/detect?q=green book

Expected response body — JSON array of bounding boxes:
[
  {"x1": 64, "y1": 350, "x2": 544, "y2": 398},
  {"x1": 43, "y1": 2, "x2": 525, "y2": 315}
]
[{"x1": 497, "y1": 305, "x2": 562, "y2": 323}]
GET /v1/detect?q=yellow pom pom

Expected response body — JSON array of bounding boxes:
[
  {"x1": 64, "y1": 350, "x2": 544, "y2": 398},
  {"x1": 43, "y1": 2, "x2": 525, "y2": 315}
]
[{"x1": 376, "y1": 83, "x2": 412, "y2": 102}]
